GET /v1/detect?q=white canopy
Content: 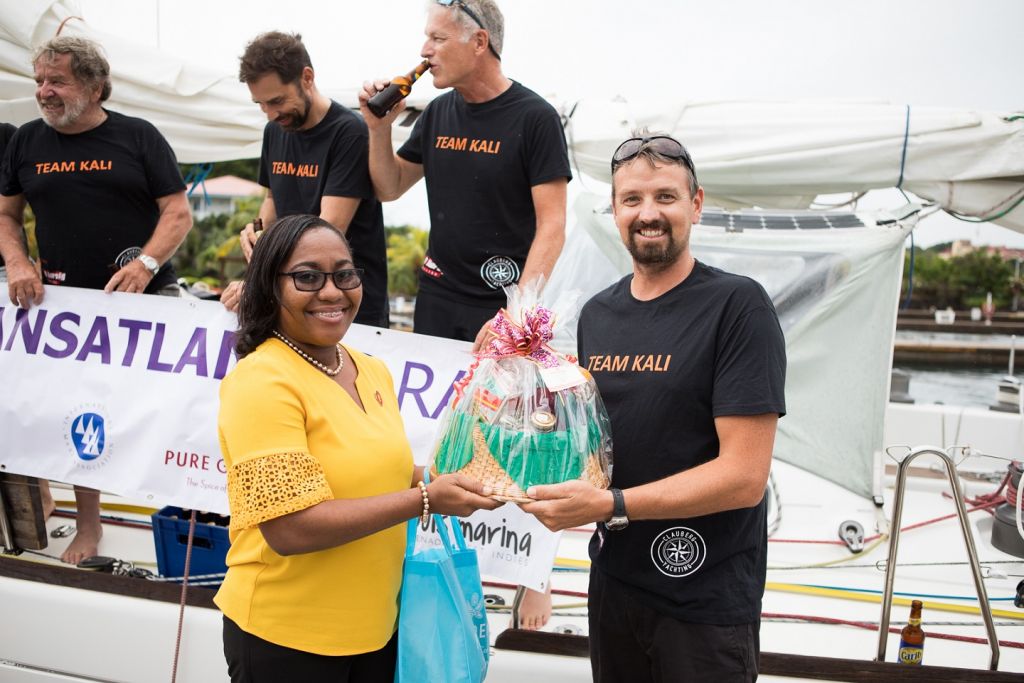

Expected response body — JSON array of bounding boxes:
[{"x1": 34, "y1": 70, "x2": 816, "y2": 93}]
[
  {"x1": 566, "y1": 98, "x2": 1024, "y2": 231},
  {"x1": 3, "y1": 1, "x2": 1022, "y2": 229}
]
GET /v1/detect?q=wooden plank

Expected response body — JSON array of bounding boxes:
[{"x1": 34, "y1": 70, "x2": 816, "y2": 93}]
[
  {"x1": 493, "y1": 629, "x2": 1023, "y2": 682},
  {"x1": 0, "y1": 554, "x2": 217, "y2": 609},
  {"x1": 0, "y1": 473, "x2": 47, "y2": 550}
]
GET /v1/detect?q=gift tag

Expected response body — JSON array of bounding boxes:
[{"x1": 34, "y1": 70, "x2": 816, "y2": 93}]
[{"x1": 539, "y1": 363, "x2": 587, "y2": 391}]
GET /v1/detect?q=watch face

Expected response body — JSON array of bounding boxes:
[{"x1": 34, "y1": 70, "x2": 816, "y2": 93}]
[{"x1": 606, "y1": 516, "x2": 629, "y2": 531}]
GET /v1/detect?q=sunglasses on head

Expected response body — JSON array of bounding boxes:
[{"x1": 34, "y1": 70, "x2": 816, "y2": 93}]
[
  {"x1": 436, "y1": 0, "x2": 501, "y2": 59},
  {"x1": 611, "y1": 135, "x2": 694, "y2": 173},
  {"x1": 280, "y1": 268, "x2": 364, "y2": 292}
]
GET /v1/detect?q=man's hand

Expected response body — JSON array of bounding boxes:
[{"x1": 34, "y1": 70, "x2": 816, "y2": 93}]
[
  {"x1": 471, "y1": 319, "x2": 495, "y2": 353},
  {"x1": 220, "y1": 280, "x2": 244, "y2": 312},
  {"x1": 239, "y1": 221, "x2": 262, "y2": 262},
  {"x1": 358, "y1": 79, "x2": 407, "y2": 132},
  {"x1": 5, "y1": 259, "x2": 44, "y2": 309},
  {"x1": 103, "y1": 259, "x2": 153, "y2": 294},
  {"x1": 520, "y1": 480, "x2": 614, "y2": 532}
]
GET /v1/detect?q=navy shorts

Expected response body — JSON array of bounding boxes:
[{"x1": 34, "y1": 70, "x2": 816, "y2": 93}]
[
  {"x1": 589, "y1": 568, "x2": 760, "y2": 683},
  {"x1": 413, "y1": 288, "x2": 501, "y2": 342}
]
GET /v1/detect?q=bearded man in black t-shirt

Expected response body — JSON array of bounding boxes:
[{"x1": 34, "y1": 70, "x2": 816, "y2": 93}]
[
  {"x1": 523, "y1": 133, "x2": 787, "y2": 682},
  {"x1": 227, "y1": 32, "x2": 389, "y2": 328},
  {"x1": 0, "y1": 36, "x2": 192, "y2": 566}
]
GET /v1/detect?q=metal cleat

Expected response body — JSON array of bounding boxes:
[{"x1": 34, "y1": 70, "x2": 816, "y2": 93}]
[{"x1": 838, "y1": 520, "x2": 865, "y2": 553}]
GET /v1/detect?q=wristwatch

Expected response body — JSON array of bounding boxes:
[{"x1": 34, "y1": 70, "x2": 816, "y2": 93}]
[
  {"x1": 137, "y1": 254, "x2": 160, "y2": 276},
  {"x1": 605, "y1": 487, "x2": 629, "y2": 531}
]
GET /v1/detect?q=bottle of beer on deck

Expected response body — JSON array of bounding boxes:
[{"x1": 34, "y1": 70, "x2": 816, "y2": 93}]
[
  {"x1": 367, "y1": 60, "x2": 430, "y2": 118},
  {"x1": 897, "y1": 600, "x2": 925, "y2": 665}
]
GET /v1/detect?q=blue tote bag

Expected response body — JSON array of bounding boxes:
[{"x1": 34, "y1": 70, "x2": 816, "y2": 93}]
[{"x1": 395, "y1": 512, "x2": 489, "y2": 683}]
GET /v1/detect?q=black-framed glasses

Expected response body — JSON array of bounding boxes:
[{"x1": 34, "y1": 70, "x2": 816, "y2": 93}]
[
  {"x1": 611, "y1": 135, "x2": 695, "y2": 174},
  {"x1": 436, "y1": 0, "x2": 501, "y2": 59},
  {"x1": 280, "y1": 268, "x2": 364, "y2": 292}
]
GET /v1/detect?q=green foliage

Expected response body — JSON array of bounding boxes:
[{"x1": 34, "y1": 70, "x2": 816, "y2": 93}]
[
  {"x1": 178, "y1": 159, "x2": 260, "y2": 184},
  {"x1": 386, "y1": 225, "x2": 428, "y2": 297},
  {"x1": 901, "y1": 247, "x2": 1017, "y2": 309},
  {"x1": 172, "y1": 195, "x2": 260, "y2": 284}
]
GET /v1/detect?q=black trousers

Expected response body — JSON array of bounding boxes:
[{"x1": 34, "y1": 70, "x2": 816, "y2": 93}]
[
  {"x1": 413, "y1": 289, "x2": 501, "y2": 342},
  {"x1": 589, "y1": 569, "x2": 760, "y2": 683},
  {"x1": 222, "y1": 616, "x2": 397, "y2": 683}
]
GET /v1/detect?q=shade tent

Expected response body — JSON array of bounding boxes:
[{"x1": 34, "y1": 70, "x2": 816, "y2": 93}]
[
  {"x1": 3, "y1": 1, "x2": 1022, "y2": 227},
  {"x1": 566, "y1": 98, "x2": 1024, "y2": 231}
]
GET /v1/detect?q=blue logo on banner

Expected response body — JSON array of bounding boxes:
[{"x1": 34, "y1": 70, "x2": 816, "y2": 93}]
[{"x1": 70, "y1": 413, "x2": 105, "y2": 460}]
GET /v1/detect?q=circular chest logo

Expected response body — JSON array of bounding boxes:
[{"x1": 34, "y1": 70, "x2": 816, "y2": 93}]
[
  {"x1": 480, "y1": 255, "x2": 520, "y2": 290},
  {"x1": 650, "y1": 526, "x2": 706, "y2": 577}
]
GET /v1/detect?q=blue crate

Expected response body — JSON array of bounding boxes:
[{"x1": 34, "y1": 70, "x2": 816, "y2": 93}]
[{"x1": 151, "y1": 506, "x2": 229, "y2": 584}]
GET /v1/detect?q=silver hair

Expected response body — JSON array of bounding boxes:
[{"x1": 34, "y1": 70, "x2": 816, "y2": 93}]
[
  {"x1": 32, "y1": 36, "x2": 112, "y2": 101},
  {"x1": 429, "y1": 0, "x2": 504, "y2": 58}
]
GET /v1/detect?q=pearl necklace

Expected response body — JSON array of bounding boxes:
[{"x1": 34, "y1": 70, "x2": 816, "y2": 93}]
[{"x1": 272, "y1": 330, "x2": 344, "y2": 376}]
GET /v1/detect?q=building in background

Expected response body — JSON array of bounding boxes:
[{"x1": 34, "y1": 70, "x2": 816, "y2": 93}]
[{"x1": 189, "y1": 175, "x2": 263, "y2": 219}]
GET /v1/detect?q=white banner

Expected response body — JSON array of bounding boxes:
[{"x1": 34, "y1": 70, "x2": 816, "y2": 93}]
[{"x1": 0, "y1": 286, "x2": 558, "y2": 587}]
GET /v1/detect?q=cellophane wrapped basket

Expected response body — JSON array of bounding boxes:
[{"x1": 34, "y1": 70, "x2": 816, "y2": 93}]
[{"x1": 430, "y1": 282, "x2": 612, "y2": 502}]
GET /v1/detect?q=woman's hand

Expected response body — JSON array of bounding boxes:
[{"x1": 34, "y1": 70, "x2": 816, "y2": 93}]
[{"x1": 427, "y1": 473, "x2": 502, "y2": 517}]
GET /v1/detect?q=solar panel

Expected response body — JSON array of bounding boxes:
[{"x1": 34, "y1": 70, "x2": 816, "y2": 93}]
[{"x1": 697, "y1": 210, "x2": 864, "y2": 231}]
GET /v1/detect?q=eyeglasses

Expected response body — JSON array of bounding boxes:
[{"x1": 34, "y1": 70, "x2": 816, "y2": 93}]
[
  {"x1": 280, "y1": 268, "x2": 364, "y2": 292},
  {"x1": 611, "y1": 135, "x2": 695, "y2": 174},
  {"x1": 436, "y1": 0, "x2": 501, "y2": 59}
]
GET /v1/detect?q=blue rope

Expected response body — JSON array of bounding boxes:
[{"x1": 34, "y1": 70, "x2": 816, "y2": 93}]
[
  {"x1": 896, "y1": 104, "x2": 911, "y2": 193},
  {"x1": 183, "y1": 163, "x2": 214, "y2": 208},
  {"x1": 802, "y1": 583, "x2": 1018, "y2": 602}
]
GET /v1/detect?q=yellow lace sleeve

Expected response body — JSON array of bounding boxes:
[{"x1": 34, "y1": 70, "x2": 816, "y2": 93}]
[{"x1": 227, "y1": 452, "x2": 333, "y2": 531}]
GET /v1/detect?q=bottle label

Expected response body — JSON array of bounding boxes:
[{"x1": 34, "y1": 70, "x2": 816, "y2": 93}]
[{"x1": 897, "y1": 642, "x2": 923, "y2": 665}]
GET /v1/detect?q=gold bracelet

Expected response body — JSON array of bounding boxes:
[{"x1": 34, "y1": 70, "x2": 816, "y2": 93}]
[{"x1": 417, "y1": 480, "x2": 429, "y2": 524}]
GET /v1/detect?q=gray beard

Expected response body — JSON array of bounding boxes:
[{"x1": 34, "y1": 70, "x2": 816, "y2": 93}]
[{"x1": 39, "y1": 96, "x2": 88, "y2": 130}]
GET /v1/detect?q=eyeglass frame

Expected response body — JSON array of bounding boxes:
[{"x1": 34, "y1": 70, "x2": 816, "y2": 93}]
[
  {"x1": 279, "y1": 268, "x2": 364, "y2": 292},
  {"x1": 435, "y1": 0, "x2": 501, "y2": 60}
]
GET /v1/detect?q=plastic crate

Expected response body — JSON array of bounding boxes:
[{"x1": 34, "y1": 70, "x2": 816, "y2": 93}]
[{"x1": 151, "y1": 506, "x2": 229, "y2": 584}]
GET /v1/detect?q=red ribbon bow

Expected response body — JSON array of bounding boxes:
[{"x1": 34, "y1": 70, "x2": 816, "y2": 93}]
[{"x1": 478, "y1": 306, "x2": 560, "y2": 368}]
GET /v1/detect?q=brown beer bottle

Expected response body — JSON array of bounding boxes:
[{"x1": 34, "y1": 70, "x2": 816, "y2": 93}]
[
  {"x1": 897, "y1": 600, "x2": 925, "y2": 665},
  {"x1": 367, "y1": 60, "x2": 430, "y2": 118}
]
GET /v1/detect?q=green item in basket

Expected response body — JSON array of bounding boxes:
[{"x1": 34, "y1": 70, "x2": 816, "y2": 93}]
[{"x1": 434, "y1": 409, "x2": 602, "y2": 489}]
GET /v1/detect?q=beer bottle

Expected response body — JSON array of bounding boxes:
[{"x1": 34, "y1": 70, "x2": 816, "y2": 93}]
[
  {"x1": 367, "y1": 60, "x2": 430, "y2": 118},
  {"x1": 897, "y1": 600, "x2": 925, "y2": 665}
]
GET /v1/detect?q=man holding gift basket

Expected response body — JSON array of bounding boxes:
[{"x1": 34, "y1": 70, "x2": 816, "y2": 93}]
[{"x1": 523, "y1": 132, "x2": 787, "y2": 683}]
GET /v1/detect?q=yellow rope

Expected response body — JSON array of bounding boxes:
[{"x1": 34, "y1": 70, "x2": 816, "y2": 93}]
[{"x1": 765, "y1": 582, "x2": 1024, "y2": 621}]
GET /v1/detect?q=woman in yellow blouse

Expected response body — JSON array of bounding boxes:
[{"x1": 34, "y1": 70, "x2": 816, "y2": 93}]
[{"x1": 215, "y1": 214, "x2": 499, "y2": 682}]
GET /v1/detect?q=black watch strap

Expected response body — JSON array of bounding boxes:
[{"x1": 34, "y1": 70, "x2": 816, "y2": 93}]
[{"x1": 610, "y1": 487, "x2": 626, "y2": 518}]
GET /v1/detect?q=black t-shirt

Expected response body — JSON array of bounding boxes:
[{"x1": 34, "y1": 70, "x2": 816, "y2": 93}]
[
  {"x1": 0, "y1": 122, "x2": 16, "y2": 268},
  {"x1": 0, "y1": 111, "x2": 184, "y2": 290},
  {"x1": 259, "y1": 102, "x2": 387, "y2": 325},
  {"x1": 398, "y1": 81, "x2": 571, "y2": 305},
  {"x1": 578, "y1": 261, "x2": 787, "y2": 624}
]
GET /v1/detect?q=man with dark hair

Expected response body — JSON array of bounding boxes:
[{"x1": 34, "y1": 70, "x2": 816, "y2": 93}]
[
  {"x1": 523, "y1": 133, "x2": 787, "y2": 682},
  {"x1": 227, "y1": 32, "x2": 389, "y2": 328},
  {"x1": 360, "y1": 0, "x2": 571, "y2": 628},
  {"x1": 0, "y1": 36, "x2": 192, "y2": 564}
]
